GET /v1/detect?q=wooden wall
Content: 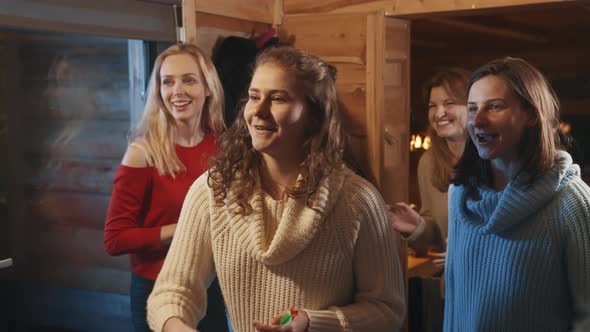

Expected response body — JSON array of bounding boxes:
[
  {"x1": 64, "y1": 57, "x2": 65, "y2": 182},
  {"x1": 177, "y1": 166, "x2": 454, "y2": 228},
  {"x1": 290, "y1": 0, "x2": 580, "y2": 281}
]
[
  {"x1": 182, "y1": 0, "x2": 277, "y2": 53},
  {"x1": 1, "y1": 31, "x2": 130, "y2": 294}
]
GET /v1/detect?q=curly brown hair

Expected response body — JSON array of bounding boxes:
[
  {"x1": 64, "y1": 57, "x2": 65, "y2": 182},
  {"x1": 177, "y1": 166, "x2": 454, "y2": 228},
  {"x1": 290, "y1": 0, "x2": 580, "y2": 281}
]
[{"x1": 208, "y1": 47, "x2": 344, "y2": 214}]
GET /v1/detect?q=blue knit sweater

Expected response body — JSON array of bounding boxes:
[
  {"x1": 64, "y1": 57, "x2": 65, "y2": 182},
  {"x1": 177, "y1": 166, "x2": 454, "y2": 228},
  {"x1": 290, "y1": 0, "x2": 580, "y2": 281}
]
[{"x1": 445, "y1": 151, "x2": 590, "y2": 331}]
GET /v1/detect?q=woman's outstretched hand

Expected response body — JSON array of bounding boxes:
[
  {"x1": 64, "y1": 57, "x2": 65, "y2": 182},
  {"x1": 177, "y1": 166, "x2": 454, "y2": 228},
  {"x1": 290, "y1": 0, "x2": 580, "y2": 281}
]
[
  {"x1": 428, "y1": 250, "x2": 446, "y2": 269},
  {"x1": 388, "y1": 202, "x2": 422, "y2": 237},
  {"x1": 253, "y1": 309, "x2": 309, "y2": 332}
]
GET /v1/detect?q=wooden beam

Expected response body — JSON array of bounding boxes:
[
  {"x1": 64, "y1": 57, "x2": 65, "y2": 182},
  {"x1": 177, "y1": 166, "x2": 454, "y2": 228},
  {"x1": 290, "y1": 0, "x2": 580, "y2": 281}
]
[
  {"x1": 323, "y1": 56, "x2": 365, "y2": 65},
  {"x1": 284, "y1": 0, "x2": 394, "y2": 14},
  {"x1": 427, "y1": 18, "x2": 548, "y2": 43},
  {"x1": 181, "y1": 0, "x2": 197, "y2": 44},
  {"x1": 389, "y1": 0, "x2": 581, "y2": 17},
  {"x1": 365, "y1": 12, "x2": 383, "y2": 188},
  {"x1": 194, "y1": 0, "x2": 280, "y2": 24}
]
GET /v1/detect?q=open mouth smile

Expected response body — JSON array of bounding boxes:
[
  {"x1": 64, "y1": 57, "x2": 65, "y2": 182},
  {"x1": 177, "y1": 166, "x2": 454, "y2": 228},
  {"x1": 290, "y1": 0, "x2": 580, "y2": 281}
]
[
  {"x1": 254, "y1": 125, "x2": 277, "y2": 132},
  {"x1": 172, "y1": 100, "x2": 191, "y2": 107},
  {"x1": 475, "y1": 133, "x2": 498, "y2": 143}
]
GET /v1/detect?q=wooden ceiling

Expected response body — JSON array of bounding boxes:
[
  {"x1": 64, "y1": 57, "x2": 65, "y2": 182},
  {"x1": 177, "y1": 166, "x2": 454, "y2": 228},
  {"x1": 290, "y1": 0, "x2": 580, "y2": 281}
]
[
  {"x1": 410, "y1": 4, "x2": 590, "y2": 130},
  {"x1": 412, "y1": 5, "x2": 590, "y2": 58}
]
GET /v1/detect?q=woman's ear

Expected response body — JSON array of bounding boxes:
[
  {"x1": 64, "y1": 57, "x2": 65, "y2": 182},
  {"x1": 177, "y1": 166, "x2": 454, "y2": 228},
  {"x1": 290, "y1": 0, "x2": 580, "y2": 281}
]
[{"x1": 526, "y1": 109, "x2": 538, "y2": 127}]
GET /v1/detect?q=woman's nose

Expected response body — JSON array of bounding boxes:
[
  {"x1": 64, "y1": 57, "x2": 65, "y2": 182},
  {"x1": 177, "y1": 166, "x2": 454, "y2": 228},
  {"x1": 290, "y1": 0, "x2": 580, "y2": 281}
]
[
  {"x1": 434, "y1": 105, "x2": 446, "y2": 119},
  {"x1": 472, "y1": 109, "x2": 488, "y2": 127},
  {"x1": 253, "y1": 98, "x2": 271, "y2": 117},
  {"x1": 172, "y1": 82, "x2": 184, "y2": 94}
]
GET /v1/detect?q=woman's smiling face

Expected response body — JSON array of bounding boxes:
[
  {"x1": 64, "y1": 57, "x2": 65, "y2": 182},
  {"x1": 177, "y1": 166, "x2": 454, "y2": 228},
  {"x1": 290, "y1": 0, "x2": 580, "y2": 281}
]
[
  {"x1": 467, "y1": 75, "x2": 532, "y2": 166},
  {"x1": 244, "y1": 63, "x2": 310, "y2": 160},
  {"x1": 428, "y1": 86, "x2": 467, "y2": 142},
  {"x1": 159, "y1": 53, "x2": 209, "y2": 125}
]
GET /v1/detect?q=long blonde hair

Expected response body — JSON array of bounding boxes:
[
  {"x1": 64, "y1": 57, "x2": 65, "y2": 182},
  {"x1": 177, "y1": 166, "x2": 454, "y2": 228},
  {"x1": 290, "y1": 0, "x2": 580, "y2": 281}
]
[
  {"x1": 131, "y1": 43, "x2": 225, "y2": 176},
  {"x1": 423, "y1": 68, "x2": 470, "y2": 192}
]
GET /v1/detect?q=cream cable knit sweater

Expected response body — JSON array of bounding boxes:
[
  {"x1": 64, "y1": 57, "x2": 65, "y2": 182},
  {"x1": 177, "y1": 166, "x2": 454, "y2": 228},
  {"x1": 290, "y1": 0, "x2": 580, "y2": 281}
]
[{"x1": 147, "y1": 165, "x2": 405, "y2": 332}]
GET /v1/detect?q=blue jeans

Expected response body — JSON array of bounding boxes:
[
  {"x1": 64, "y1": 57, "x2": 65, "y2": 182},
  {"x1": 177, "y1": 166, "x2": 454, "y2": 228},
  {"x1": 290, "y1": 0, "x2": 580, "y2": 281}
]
[{"x1": 130, "y1": 273, "x2": 229, "y2": 332}]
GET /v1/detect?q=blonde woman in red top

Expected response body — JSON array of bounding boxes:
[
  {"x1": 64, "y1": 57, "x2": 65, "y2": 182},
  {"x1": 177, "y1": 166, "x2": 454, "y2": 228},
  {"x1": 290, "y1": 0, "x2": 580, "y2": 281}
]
[{"x1": 104, "y1": 43, "x2": 228, "y2": 332}]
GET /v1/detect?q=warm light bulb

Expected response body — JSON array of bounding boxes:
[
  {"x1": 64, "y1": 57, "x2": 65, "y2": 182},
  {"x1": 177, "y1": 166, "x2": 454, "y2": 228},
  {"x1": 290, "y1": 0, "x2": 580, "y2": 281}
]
[
  {"x1": 423, "y1": 136, "x2": 431, "y2": 150},
  {"x1": 560, "y1": 122, "x2": 571, "y2": 134},
  {"x1": 414, "y1": 135, "x2": 422, "y2": 149}
]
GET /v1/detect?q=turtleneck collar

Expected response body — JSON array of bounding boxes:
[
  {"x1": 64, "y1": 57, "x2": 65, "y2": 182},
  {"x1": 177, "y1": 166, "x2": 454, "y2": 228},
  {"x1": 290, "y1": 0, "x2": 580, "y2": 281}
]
[
  {"x1": 455, "y1": 150, "x2": 580, "y2": 234},
  {"x1": 224, "y1": 164, "x2": 350, "y2": 265}
]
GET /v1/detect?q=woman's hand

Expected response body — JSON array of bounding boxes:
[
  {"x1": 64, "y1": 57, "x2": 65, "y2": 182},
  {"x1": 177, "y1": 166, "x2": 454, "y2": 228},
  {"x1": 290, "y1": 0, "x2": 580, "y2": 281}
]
[
  {"x1": 428, "y1": 250, "x2": 446, "y2": 269},
  {"x1": 162, "y1": 316, "x2": 197, "y2": 332},
  {"x1": 253, "y1": 309, "x2": 309, "y2": 332},
  {"x1": 160, "y1": 223, "x2": 178, "y2": 246},
  {"x1": 387, "y1": 202, "x2": 422, "y2": 237}
]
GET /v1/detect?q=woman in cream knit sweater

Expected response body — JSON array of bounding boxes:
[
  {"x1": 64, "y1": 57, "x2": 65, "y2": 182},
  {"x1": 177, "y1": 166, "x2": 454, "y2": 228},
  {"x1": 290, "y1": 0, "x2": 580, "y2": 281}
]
[{"x1": 147, "y1": 47, "x2": 405, "y2": 332}]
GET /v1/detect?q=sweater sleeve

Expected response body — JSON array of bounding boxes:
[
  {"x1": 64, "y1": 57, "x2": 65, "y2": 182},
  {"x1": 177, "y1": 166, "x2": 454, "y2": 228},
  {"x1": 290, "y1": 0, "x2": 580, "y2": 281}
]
[
  {"x1": 147, "y1": 174, "x2": 215, "y2": 332},
  {"x1": 406, "y1": 152, "x2": 440, "y2": 247},
  {"x1": 305, "y1": 180, "x2": 406, "y2": 332},
  {"x1": 104, "y1": 165, "x2": 162, "y2": 255},
  {"x1": 564, "y1": 180, "x2": 590, "y2": 332},
  {"x1": 443, "y1": 184, "x2": 457, "y2": 332}
]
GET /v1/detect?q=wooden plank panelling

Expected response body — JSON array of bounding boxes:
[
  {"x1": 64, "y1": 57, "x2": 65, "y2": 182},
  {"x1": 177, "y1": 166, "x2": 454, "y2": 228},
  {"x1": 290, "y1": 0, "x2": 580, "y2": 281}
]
[
  {"x1": 24, "y1": 87, "x2": 130, "y2": 121},
  {"x1": 194, "y1": 0, "x2": 281, "y2": 24},
  {"x1": 390, "y1": 0, "x2": 579, "y2": 16},
  {"x1": 24, "y1": 157, "x2": 117, "y2": 195},
  {"x1": 182, "y1": 0, "x2": 197, "y2": 44},
  {"x1": 339, "y1": 88, "x2": 367, "y2": 135},
  {"x1": 196, "y1": 12, "x2": 271, "y2": 35},
  {"x1": 29, "y1": 192, "x2": 111, "y2": 229},
  {"x1": 282, "y1": 13, "x2": 368, "y2": 59},
  {"x1": 334, "y1": 63, "x2": 366, "y2": 87},
  {"x1": 381, "y1": 18, "x2": 410, "y2": 204},
  {"x1": 28, "y1": 225, "x2": 128, "y2": 272},
  {"x1": 2, "y1": 29, "x2": 132, "y2": 299},
  {"x1": 335, "y1": 63, "x2": 367, "y2": 135},
  {"x1": 284, "y1": 0, "x2": 393, "y2": 14},
  {"x1": 365, "y1": 12, "x2": 383, "y2": 187},
  {"x1": 282, "y1": 12, "x2": 375, "y2": 181},
  {"x1": 24, "y1": 120, "x2": 128, "y2": 160},
  {"x1": 194, "y1": 12, "x2": 272, "y2": 57}
]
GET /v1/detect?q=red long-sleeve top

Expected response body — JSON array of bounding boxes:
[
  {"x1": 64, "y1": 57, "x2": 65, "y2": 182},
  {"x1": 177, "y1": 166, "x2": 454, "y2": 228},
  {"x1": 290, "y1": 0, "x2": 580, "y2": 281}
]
[{"x1": 104, "y1": 134, "x2": 217, "y2": 280}]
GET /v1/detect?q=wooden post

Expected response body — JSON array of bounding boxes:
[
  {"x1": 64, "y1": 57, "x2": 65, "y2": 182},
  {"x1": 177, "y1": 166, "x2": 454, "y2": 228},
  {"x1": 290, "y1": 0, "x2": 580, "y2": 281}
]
[{"x1": 182, "y1": 0, "x2": 198, "y2": 44}]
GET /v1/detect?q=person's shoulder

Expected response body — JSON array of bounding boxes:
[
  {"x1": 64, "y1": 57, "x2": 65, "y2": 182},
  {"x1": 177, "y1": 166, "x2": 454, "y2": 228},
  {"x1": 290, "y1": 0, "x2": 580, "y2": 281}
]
[
  {"x1": 417, "y1": 150, "x2": 433, "y2": 175},
  {"x1": 184, "y1": 170, "x2": 214, "y2": 206},
  {"x1": 557, "y1": 177, "x2": 590, "y2": 216},
  {"x1": 122, "y1": 138, "x2": 151, "y2": 167},
  {"x1": 339, "y1": 166, "x2": 383, "y2": 204},
  {"x1": 419, "y1": 149, "x2": 434, "y2": 163}
]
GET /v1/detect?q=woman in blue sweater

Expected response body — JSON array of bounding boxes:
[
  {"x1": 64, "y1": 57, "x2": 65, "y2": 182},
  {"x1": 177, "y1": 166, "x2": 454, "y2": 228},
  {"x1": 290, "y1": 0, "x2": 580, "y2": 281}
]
[{"x1": 445, "y1": 57, "x2": 590, "y2": 331}]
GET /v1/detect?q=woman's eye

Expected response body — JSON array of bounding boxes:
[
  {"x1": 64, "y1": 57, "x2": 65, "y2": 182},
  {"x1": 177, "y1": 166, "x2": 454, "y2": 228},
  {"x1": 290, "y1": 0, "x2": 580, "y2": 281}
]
[
  {"x1": 184, "y1": 79, "x2": 196, "y2": 84},
  {"x1": 249, "y1": 94, "x2": 260, "y2": 101},
  {"x1": 271, "y1": 96, "x2": 286, "y2": 102},
  {"x1": 428, "y1": 104, "x2": 436, "y2": 109},
  {"x1": 444, "y1": 101, "x2": 455, "y2": 106},
  {"x1": 467, "y1": 106, "x2": 478, "y2": 114},
  {"x1": 162, "y1": 80, "x2": 173, "y2": 86},
  {"x1": 489, "y1": 104, "x2": 503, "y2": 111}
]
